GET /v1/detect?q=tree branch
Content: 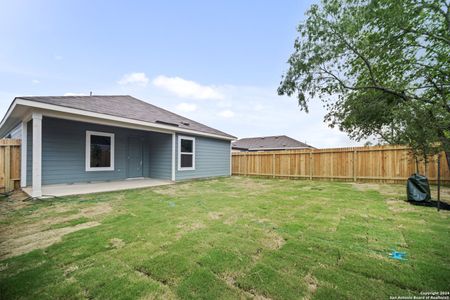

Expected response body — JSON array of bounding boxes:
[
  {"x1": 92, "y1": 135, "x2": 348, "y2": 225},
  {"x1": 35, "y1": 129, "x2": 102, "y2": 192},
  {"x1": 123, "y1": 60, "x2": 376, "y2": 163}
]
[
  {"x1": 426, "y1": 76, "x2": 450, "y2": 113},
  {"x1": 327, "y1": 24, "x2": 378, "y2": 85},
  {"x1": 319, "y1": 67, "x2": 409, "y2": 100},
  {"x1": 401, "y1": 27, "x2": 450, "y2": 45}
]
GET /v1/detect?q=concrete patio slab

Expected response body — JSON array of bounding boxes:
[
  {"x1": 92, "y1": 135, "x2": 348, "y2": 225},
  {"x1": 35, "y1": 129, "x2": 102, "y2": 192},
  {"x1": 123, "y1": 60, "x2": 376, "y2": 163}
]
[{"x1": 23, "y1": 178, "x2": 173, "y2": 197}]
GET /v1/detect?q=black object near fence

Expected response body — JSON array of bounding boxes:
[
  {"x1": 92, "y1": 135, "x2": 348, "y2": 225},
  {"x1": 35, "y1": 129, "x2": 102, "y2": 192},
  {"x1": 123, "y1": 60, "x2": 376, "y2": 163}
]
[{"x1": 407, "y1": 174, "x2": 431, "y2": 202}]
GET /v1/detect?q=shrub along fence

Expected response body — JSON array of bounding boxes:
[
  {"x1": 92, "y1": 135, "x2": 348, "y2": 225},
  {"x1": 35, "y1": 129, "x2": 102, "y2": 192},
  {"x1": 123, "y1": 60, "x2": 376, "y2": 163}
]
[
  {"x1": 232, "y1": 145, "x2": 450, "y2": 184},
  {"x1": 0, "y1": 139, "x2": 21, "y2": 193}
]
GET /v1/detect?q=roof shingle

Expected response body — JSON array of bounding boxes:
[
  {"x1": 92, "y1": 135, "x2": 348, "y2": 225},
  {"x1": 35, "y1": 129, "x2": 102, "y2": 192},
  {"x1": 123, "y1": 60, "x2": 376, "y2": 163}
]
[{"x1": 232, "y1": 135, "x2": 313, "y2": 150}]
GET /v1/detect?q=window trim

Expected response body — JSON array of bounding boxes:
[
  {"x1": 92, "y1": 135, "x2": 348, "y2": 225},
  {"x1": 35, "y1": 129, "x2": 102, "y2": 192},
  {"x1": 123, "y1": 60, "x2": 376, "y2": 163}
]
[
  {"x1": 85, "y1": 130, "x2": 115, "y2": 172},
  {"x1": 178, "y1": 135, "x2": 195, "y2": 171}
]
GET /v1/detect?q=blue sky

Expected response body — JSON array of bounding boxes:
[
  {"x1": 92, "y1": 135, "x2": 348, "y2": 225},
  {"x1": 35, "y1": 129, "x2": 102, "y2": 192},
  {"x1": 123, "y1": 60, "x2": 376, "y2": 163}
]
[{"x1": 0, "y1": 0, "x2": 368, "y2": 147}]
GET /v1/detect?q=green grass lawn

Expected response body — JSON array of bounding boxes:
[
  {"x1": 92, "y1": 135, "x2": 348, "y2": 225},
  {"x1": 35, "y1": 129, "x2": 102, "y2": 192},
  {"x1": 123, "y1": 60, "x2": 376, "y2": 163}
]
[{"x1": 1, "y1": 177, "x2": 449, "y2": 299}]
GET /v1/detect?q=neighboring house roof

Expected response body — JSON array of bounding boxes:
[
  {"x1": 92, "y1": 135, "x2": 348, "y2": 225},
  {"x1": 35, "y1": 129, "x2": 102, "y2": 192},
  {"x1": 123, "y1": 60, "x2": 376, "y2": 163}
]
[
  {"x1": 0, "y1": 95, "x2": 235, "y2": 139},
  {"x1": 232, "y1": 135, "x2": 313, "y2": 151}
]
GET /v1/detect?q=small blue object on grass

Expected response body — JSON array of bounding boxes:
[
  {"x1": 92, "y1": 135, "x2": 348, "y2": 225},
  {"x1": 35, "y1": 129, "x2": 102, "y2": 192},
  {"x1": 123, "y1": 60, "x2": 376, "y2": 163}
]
[
  {"x1": 389, "y1": 250, "x2": 407, "y2": 260},
  {"x1": 168, "y1": 201, "x2": 176, "y2": 207}
]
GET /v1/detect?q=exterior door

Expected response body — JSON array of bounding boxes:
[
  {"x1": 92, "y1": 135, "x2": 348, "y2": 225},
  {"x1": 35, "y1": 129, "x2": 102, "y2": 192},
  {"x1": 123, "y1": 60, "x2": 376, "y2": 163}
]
[{"x1": 127, "y1": 136, "x2": 143, "y2": 178}]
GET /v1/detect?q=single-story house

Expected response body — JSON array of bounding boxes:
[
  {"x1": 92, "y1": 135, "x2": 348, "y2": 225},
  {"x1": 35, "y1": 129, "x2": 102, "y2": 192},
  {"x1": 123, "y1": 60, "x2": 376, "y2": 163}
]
[
  {"x1": 0, "y1": 95, "x2": 235, "y2": 197},
  {"x1": 232, "y1": 135, "x2": 313, "y2": 152}
]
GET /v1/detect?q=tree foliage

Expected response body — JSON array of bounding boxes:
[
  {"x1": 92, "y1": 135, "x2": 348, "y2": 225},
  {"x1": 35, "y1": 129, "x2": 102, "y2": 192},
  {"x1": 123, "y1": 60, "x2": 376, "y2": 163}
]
[{"x1": 279, "y1": 0, "x2": 450, "y2": 166}]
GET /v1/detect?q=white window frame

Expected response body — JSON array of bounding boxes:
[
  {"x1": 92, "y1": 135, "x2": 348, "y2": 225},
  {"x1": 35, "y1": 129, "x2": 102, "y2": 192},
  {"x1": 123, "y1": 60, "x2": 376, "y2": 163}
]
[
  {"x1": 86, "y1": 130, "x2": 115, "y2": 171},
  {"x1": 178, "y1": 135, "x2": 195, "y2": 171}
]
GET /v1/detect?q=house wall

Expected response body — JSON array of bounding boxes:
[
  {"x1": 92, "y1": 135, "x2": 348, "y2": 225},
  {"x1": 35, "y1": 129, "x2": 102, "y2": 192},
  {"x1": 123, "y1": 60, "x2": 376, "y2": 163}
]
[
  {"x1": 148, "y1": 132, "x2": 172, "y2": 180},
  {"x1": 26, "y1": 117, "x2": 172, "y2": 185},
  {"x1": 3, "y1": 123, "x2": 22, "y2": 139},
  {"x1": 25, "y1": 117, "x2": 231, "y2": 186},
  {"x1": 175, "y1": 134, "x2": 231, "y2": 180}
]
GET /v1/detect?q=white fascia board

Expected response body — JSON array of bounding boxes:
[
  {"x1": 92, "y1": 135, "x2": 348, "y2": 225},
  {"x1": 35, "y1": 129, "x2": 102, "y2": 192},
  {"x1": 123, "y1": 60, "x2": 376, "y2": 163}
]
[
  {"x1": 0, "y1": 101, "x2": 18, "y2": 138},
  {"x1": 9, "y1": 99, "x2": 235, "y2": 141},
  {"x1": 0, "y1": 100, "x2": 17, "y2": 129}
]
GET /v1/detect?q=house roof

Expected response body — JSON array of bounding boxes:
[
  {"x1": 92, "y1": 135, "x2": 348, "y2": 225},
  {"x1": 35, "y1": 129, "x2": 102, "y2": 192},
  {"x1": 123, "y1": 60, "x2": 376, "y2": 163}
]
[
  {"x1": 7, "y1": 95, "x2": 235, "y2": 139},
  {"x1": 232, "y1": 135, "x2": 313, "y2": 151}
]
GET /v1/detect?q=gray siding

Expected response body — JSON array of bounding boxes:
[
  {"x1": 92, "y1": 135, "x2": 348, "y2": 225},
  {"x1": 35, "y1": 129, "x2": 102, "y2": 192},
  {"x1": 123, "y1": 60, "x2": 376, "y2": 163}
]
[
  {"x1": 5, "y1": 123, "x2": 22, "y2": 139},
  {"x1": 175, "y1": 134, "x2": 231, "y2": 180},
  {"x1": 148, "y1": 132, "x2": 172, "y2": 180},
  {"x1": 27, "y1": 117, "x2": 173, "y2": 185}
]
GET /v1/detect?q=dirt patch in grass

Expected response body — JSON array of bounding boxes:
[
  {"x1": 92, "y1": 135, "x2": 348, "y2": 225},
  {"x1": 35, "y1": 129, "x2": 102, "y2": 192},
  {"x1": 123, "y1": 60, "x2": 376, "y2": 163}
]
[
  {"x1": 208, "y1": 212, "x2": 224, "y2": 220},
  {"x1": 219, "y1": 271, "x2": 271, "y2": 300},
  {"x1": 221, "y1": 272, "x2": 238, "y2": 286},
  {"x1": 0, "y1": 202, "x2": 113, "y2": 259},
  {"x1": 224, "y1": 215, "x2": 239, "y2": 225},
  {"x1": 175, "y1": 222, "x2": 206, "y2": 239},
  {"x1": 1, "y1": 202, "x2": 112, "y2": 240},
  {"x1": 0, "y1": 221, "x2": 100, "y2": 259},
  {"x1": 64, "y1": 265, "x2": 79, "y2": 277},
  {"x1": 153, "y1": 183, "x2": 195, "y2": 197},
  {"x1": 304, "y1": 273, "x2": 318, "y2": 295},
  {"x1": 0, "y1": 191, "x2": 31, "y2": 215},
  {"x1": 351, "y1": 183, "x2": 403, "y2": 197},
  {"x1": 386, "y1": 199, "x2": 415, "y2": 212},
  {"x1": 261, "y1": 230, "x2": 285, "y2": 250},
  {"x1": 79, "y1": 203, "x2": 112, "y2": 217},
  {"x1": 233, "y1": 178, "x2": 273, "y2": 194},
  {"x1": 238, "y1": 178, "x2": 270, "y2": 189},
  {"x1": 140, "y1": 290, "x2": 177, "y2": 300},
  {"x1": 109, "y1": 238, "x2": 125, "y2": 249}
]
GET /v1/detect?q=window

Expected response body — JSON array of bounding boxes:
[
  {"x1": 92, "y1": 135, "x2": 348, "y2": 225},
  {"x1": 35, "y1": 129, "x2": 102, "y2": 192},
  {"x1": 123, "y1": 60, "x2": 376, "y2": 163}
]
[
  {"x1": 86, "y1": 131, "x2": 115, "y2": 171},
  {"x1": 178, "y1": 136, "x2": 195, "y2": 170}
]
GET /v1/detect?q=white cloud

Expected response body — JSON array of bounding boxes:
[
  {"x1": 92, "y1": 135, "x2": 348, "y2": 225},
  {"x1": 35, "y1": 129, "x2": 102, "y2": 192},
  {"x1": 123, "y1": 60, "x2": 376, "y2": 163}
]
[
  {"x1": 64, "y1": 92, "x2": 86, "y2": 96},
  {"x1": 217, "y1": 99, "x2": 232, "y2": 108},
  {"x1": 153, "y1": 75, "x2": 224, "y2": 100},
  {"x1": 218, "y1": 109, "x2": 235, "y2": 118},
  {"x1": 31, "y1": 79, "x2": 40, "y2": 84},
  {"x1": 176, "y1": 102, "x2": 197, "y2": 112},
  {"x1": 118, "y1": 72, "x2": 149, "y2": 86},
  {"x1": 254, "y1": 104, "x2": 264, "y2": 111}
]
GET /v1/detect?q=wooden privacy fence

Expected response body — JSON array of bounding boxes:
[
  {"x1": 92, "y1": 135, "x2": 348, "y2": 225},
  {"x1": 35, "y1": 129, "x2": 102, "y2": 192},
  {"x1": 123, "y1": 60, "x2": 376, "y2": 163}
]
[
  {"x1": 232, "y1": 145, "x2": 450, "y2": 184},
  {"x1": 0, "y1": 139, "x2": 21, "y2": 193}
]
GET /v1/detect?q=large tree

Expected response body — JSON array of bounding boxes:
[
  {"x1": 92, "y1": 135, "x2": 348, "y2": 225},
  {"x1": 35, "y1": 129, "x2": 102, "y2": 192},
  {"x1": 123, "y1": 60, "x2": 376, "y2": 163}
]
[{"x1": 278, "y1": 0, "x2": 450, "y2": 168}]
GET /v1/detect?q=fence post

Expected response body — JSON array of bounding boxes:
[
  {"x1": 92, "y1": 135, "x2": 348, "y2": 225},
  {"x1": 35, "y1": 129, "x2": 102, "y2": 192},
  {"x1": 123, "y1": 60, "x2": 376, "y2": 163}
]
[
  {"x1": 4, "y1": 145, "x2": 11, "y2": 192},
  {"x1": 353, "y1": 149, "x2": 357, "y2": 182},
  {"x1": 309, "y1": 151, "x2": 313, "y2": 180},
  {"x1": 272, "y1": 153, "x2": 275, "y2": 178},
  {"x1": 244, "y1": 153, "x2": 247, "y2": 176},
  {"x1": 237, "y1": 154, "x2": 240, "y2": 175}
]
